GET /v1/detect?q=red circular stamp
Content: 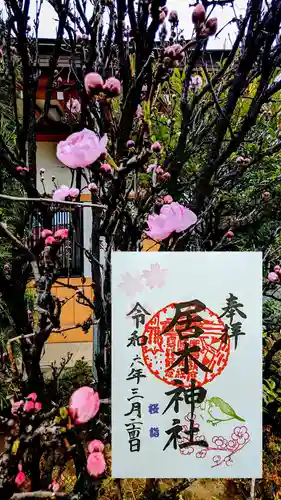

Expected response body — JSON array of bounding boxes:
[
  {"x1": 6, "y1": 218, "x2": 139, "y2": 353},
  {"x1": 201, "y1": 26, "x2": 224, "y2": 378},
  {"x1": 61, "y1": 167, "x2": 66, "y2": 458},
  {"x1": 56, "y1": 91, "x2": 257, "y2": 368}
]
[{"x1": 141, "y1": 300, "x2": 230, "y2": 388}]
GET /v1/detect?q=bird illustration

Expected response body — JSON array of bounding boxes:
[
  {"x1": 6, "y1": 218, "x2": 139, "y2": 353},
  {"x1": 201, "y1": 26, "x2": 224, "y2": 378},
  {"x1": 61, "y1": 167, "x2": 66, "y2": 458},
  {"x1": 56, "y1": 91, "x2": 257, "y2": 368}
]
[{"x1": 198, "y1": 396, "x2": 245, "y2": 426}]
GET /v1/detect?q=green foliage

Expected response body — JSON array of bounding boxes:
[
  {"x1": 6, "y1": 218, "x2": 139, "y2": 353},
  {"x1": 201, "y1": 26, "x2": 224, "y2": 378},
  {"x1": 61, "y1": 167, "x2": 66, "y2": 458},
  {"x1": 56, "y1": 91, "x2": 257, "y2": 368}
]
[{"x1": 55, "y1": 359, "x2": 93, "y2": 406}]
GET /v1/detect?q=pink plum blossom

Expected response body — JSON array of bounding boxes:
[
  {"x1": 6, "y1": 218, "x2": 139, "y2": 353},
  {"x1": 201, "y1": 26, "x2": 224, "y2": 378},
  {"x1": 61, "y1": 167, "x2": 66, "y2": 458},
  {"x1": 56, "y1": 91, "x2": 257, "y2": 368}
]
[
  {"x1": 141, "y1": 263, "x2": 168, "y2": 289},
  {"x1": 68, "y1": 187, "x2": 80, "y2": 198},
  {"x1": 54, "y1": 228, "x2": 69, "y2": 240},
  {"x1": 84, "y1": 72, "x2": 104, "y2": 94},
  {"x1": 88, "y1": 182, "x2": 98, "y2": 191},
  {"x1": 24, "y1": 401, "x2": 34, "y2": 412},
  {"x1": 57, "y1": 128, "x2": 107, "y2": 168},
  {"x1": 69, "y1": 386, "x2": 100, "y2": 424},
  {"x1": 11, "y1": 400, "x2": 24, "y2": 416},
  {"x1": 163, "y1": 195, "x2": 173, "y2": 203},
  {"x1": 53, "y1": 185, "x2": 70, "y2": 201},
  {"x1": 66, "y1": 98, "x2": 81, "y2": 114},
  {"x1": 45, "y1": 236, "x2": 56, "y2": 246},
  {"x1": 23, "y1": 393, "x2": 38, "y2": 412},
  {"x1": 268, "y1": 271, "x2": 279, "y2": 282},
  {"x1": 88, "y1": 439, "x2": 104, "y2": 453},
  {"x1": 87, "y1": 452, "x2": 106, "y2": 477},
  {"x1": 145, "y1": 202, "x2": 197, "y2": 241},
  {"x1": 41, "y1": 229, "x2": 53, "y2": 239},
  {"x1": 274, "y1": 265, "x2": 281, "y2": 273},
  {"x1": 103, "y1": 77, "x2": 121, "y2": 97}
]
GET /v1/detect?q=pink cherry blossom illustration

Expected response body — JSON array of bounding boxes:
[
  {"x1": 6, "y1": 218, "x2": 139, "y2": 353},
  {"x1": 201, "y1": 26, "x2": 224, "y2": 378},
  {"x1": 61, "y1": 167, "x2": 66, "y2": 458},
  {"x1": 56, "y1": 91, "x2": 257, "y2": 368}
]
[
  {"x1": 118, "y1": 272, "x2": 144, "y2": 297},
  {"x1": 141, "y1": 263, "x2": 168, "y2": 289}
]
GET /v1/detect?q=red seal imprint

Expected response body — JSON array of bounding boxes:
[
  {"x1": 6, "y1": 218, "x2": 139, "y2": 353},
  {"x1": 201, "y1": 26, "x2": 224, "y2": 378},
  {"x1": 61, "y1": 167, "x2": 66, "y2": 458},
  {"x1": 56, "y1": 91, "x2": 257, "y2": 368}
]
[{"x1": 141, "y1": 300, "x2": 230, "y2": 389}]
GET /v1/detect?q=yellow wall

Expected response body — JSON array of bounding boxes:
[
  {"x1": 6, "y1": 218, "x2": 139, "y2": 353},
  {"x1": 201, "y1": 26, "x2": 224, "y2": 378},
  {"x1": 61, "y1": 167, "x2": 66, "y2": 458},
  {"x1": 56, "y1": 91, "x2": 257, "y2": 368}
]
[
  {"x1": 28, "y1": 237, "x2": 158, "y2": 344},
  {"x1": 48, "y1": 278, "x2": 93, "y2": 343}
]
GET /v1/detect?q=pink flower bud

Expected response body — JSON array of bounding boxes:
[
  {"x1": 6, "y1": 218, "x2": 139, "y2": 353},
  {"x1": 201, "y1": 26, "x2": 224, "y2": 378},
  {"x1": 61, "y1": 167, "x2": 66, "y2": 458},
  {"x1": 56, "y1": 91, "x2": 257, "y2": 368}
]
[
  {"x1": 159, "y1": 11, "x2": 166, "y2": 24},
  {"x1": 263, "y1": 191, "x2": 270, "y2": 201},
  {"x1": 51, "y1": 481, "x2": 60, "y2": 492},
  {"x1": 135, "y1": 105, "x2": 144, "y2": 119},
  {"x1": 87, "y1": 451, "x2": 106, "y2": 477},
  {"x1": 88, "y1": 439, "x2": 104, "y2": 453},
  {"x1": 163, "y1": 195, "x2": 173, "y2": 204},
  {"x1": 54, "y1": 228, "x2": 69, "y2": 240},
  {"x1": 27, "y1": 393, "x2": 37, "y2": 402},
  {"x1": 126, "y1": 139, "x2": 135, "y2": 148},
  {"x1": 168, "y1": 10, "x2": 178, "y2": 24},
  {"x1": 268, "y1": 271, "x2": 279, "y2": 282},
  {"x1": 11, "y1": 400, "x2": 24, "y2": 416},
  {"x1": 16, "y1": 166, "x2": 29, "y2": 172},
  {"x1": 226, "y1": 230, "x2": 234, "y2": 239},
  {"x1": 205, "y1": 17, "x2": 218, "y2": 35},
  {"x1": 147, "y1": 164, "x2": 155, "y2": 173},
  {"x1": 45, "y1": 236, "x2": 56, "y2": 246},
  {"x1": 156, "y1": 167, "x2": 164, "y2": 175},
  {"x1": 236, "y1": 156, "x2": 245, "y2": 164},
  {"x1": 68, "y1": 187, "x2": 80, "y2": 198},
  {"x1": 34, "y1": 402, "x2": 42, "y2": 412},
  {"x1": 84, "y1": 72, "x2": 104, "y2": 95},
  {"x1": 15, "y1": 471, "x2": 26, "y2": 487},
  {"x1": 151, "y1": 141, "x2": 162, "y2": 152},
  {"x1": 162, "y1": 172, "x2": 171, "y2": 180},
  {"x1": 192, "y1": 3, "x2": 206, "y2": 24},
  {"x1": 274, "y1": 265, "x2": 281, "y2": 273},
  {"x1": 103, "y1": 77, "x2": 121, "y2": 97},
  {"x1": 41, "y1": 229, "x2": 53, "y2": 239},
  {"x1": 100, "y1": 163, "x2": 113, "y2": 174},
  {"x1": 69, "y1": 386, "x2": 100, "y2": 424},
  {"x1": 88, "y1": 182, "x2": 98, "y2": 191}
]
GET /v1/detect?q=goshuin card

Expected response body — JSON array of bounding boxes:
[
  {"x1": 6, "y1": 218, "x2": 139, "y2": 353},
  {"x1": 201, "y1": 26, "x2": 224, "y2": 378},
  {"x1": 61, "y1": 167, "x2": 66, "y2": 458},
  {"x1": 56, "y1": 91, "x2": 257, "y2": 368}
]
[{"x1": 111, "y1": 252, "x2": 262, "y2": 479}]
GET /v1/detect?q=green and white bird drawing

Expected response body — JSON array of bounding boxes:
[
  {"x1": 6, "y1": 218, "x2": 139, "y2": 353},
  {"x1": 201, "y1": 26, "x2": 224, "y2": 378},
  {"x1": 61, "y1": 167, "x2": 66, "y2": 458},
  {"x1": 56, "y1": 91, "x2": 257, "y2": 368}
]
[{"x1": 198, "y1": 397, "x2": 245, "y2": 426}]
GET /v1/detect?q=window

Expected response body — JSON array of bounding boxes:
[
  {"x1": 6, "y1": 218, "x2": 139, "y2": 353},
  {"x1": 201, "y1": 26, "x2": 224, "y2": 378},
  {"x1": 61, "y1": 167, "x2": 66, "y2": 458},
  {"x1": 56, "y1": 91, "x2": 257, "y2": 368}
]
[{"x1": 28, "y1": 208, "x2": 83, "y2": 277}]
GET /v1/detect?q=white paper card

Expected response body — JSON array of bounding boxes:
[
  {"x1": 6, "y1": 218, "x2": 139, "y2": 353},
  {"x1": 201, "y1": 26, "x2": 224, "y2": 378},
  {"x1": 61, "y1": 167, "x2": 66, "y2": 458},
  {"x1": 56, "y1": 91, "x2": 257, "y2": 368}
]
[{"x1": 111, "y1": 252, "x2": 262, "y2": 478}]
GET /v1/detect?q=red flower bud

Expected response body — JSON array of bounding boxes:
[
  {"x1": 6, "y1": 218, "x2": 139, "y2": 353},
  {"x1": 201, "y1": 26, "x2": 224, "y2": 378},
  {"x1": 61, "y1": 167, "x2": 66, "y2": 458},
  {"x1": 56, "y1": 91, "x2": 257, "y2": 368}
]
[
  {"x1": 263, "y1": 191, "x2": 270, "y2": 201},
  {"x1": 205, "y1": 17, "x2": 218, "y2": 35},
  {"x1": 226, "y1": 230, "x2": 234, "y2": 239},
  {"x1": 192, "y1": 4, "x2": 206, "y2": 24}
]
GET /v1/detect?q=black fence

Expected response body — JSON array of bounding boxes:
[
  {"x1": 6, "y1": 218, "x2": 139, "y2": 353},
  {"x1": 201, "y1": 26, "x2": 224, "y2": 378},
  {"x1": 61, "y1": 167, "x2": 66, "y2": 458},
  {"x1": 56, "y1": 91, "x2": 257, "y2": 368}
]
[{"x1": 28, "y1": 208, "x2": 84, "y2": 277}]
